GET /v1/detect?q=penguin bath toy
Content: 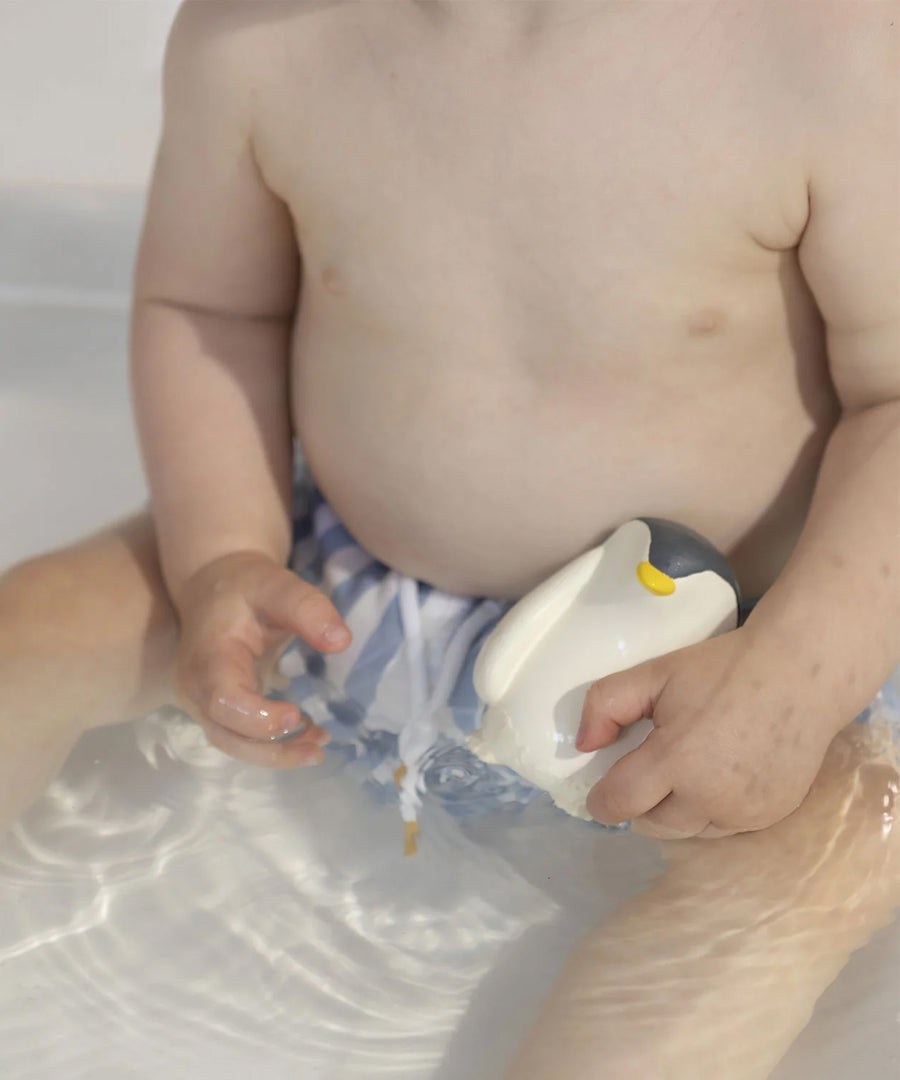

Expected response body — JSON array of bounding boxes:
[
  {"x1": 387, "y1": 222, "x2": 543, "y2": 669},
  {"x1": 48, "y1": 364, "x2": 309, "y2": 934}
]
[{"x1": 468, "y1": 518, "x2": 741, "y2": 820}]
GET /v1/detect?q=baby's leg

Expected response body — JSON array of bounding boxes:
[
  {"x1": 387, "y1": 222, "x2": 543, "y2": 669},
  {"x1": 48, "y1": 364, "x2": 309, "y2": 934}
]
[
  {"x1": 0, "y1": 513, "x2": 179, "y2": 832},
  {"x1": 504, "y1": 726, "x2": 900, "y2": 1080}
]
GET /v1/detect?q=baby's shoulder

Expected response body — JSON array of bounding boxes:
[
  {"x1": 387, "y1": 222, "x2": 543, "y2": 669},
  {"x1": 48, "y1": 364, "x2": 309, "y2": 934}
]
[
  {"x1": 773, "y1": 1, "x2": 897, "y2": 116},
  {"x1": 162, "y1": 0, "x2": 350, "y2": 148},
  {"x1": 166, "y1": 1, "x2": 339, "y2": 93}
]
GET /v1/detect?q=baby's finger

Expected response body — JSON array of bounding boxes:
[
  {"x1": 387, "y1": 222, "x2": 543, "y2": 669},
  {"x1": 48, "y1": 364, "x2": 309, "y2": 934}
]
[
  {"x1": 187, "y1": 639, "x2": 321, "y2": 742},
  {"x1": 696, "y1": 824, "x2": 739, "y2": 839},
  {"x1": 201, "y1": 717, "x2": 328, "y2": 769},
  {"x1": 577, "y1": 655, "x2": 670, "y2": 752},
  {"x1": 586, "y1": 739, "x2": 671, "y2": 825},
  {"x1": 206, "y1": 680, "x2": 310, "y2": 741},
  {"x1": 257, "y1": 573, "x2": 351, "y2": 653},
  {"x1": 631, "y1": 793, "x2": 710, "y2": 839}
]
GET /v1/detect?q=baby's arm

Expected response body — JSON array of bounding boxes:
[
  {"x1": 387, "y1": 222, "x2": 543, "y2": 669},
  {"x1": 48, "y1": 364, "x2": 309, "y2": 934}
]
[
  {"x1": 132, "y1": 2, "x2": 298, "y2": 597},
  {"x1": 578, "y1": 10, "x2": 899, "y2": 838},
  {"x1": 743, "y1": 8, "x2": 900, "y2": 712},
  {"x1": 131, "y1": 3, "x2": 348, "y2": 759}
]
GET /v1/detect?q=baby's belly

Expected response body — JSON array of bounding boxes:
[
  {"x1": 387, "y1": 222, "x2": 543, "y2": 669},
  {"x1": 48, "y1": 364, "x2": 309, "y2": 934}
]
[{"x1": 293, "y1": 332, "x2": 836, "y2": 601}]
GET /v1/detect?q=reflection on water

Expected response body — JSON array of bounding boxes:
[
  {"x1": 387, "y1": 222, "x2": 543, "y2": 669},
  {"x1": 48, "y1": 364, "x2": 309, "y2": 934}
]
[{"x1": 0, "y1": 694, "x2": 898, "y2": 1079}]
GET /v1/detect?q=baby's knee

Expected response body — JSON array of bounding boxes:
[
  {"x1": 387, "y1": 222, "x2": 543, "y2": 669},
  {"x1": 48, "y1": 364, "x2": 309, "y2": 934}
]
[
  {"x1": 0, "y1": 517, "x2": 176, "y2": 655},
  {"x1": 0, "y1": 551, "x2": 72, "y2": 628}
]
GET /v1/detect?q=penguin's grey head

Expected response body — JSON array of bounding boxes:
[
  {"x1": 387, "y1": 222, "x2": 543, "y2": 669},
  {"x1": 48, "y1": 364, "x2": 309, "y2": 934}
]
[{"x1": 635, "y1": 517, "x2": 741, "y2": 611}]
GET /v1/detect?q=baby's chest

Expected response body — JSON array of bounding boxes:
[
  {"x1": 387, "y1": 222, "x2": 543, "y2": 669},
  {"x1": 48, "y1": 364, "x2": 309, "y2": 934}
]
[{"x1": 259, "y1": 6, "x2": 809, "y2": 360}]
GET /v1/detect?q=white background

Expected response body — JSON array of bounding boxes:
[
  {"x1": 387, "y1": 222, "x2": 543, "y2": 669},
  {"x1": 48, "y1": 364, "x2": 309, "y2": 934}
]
[
  {"x1": 0, "y1": 0, "x2": 180, "y2": 570},
  {"x1": 0, "y1": 0, "x2": 178, "y2": 187}
]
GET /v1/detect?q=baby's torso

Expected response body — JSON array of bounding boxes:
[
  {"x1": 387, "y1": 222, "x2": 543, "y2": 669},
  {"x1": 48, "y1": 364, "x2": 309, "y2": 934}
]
[{"x1": 244, "y1": 0, "x2": 843, "y2": 598}]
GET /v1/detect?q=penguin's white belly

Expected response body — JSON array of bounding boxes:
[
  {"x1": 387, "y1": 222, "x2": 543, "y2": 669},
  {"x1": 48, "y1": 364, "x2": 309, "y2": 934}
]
[
  {"x1": 468, "y1": 601, "x2": 658, "y2": 819},
  {"x1": 468, "y1": 559, "x2": 738, "y2": 820}
]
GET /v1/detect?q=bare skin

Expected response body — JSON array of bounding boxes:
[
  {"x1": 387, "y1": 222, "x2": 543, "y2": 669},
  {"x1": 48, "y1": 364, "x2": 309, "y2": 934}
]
[
  {"x1": 136, "y1": 0, "x2": 844, "y2": 604},
  {"x1": 0, "y1": 517, "x2": 178, "y2": 829}
]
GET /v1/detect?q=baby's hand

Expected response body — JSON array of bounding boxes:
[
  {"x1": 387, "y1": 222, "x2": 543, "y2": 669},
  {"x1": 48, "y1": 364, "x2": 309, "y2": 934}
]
[
  {"x1": 577, "y1": 628, "x2": 835, "y2": 838},
  {"x1": 173, "y1": 551, "x2": 351, "y2": 767}
]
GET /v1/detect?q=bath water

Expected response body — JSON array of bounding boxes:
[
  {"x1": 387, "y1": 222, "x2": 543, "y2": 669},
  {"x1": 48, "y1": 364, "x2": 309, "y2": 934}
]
[{"x1": 0, "y1": 695, "x2": 898, "y2": 1079}]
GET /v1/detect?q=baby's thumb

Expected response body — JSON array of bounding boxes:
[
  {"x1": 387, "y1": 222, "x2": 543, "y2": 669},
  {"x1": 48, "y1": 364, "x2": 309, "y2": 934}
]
[
  {"x1": 576, "y1": 656, "x2": 670, "y2": 752},
  {"x1": 259, "y1": 571, "x2": 351, "y2": 653}
]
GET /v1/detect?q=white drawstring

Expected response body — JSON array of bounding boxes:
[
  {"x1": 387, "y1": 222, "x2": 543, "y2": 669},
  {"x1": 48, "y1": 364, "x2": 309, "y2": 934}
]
[
  {"x1": 396, "y1": 584, "x2": 504, "y2": 850},
  {"x1": 427, "y1": 601, "x2": 504, "y2": 719},
  {"x1": 398, "y1": 576, "x2": 429, "y2": 735}
]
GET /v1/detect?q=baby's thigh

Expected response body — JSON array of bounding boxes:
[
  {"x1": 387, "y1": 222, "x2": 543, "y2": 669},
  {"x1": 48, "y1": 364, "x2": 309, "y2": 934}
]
[{"x1": 0, "y1": 510, "x2": 179, "y2": 706}]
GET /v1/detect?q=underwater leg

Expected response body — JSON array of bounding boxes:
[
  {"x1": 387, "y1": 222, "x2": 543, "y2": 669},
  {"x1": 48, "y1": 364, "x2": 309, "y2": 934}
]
[
  {"x1": 503, "y1": 725, "x2": 900, "y2": 1080},
  {"x1": 0, "y1": 512, "x2": 179, "y2": 832}
]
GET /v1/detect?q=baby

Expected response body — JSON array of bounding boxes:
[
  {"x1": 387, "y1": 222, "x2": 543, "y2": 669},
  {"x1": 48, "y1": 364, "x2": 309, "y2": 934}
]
[
  {"x1": 132, "y1": 0, "x2": 900, "y2": 842},
  {"x1": 1, "y1": 1, "x2": 898, "y2": 838}
]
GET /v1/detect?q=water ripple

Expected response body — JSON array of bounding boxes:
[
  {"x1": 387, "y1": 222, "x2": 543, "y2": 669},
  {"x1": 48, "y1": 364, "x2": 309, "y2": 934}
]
[
  {"x1": 1, "y1": 706, "x2": 898, "y2": 1078},
  {"x1": 0, "y1": 710, "x2": 571, "y2": 1079}
]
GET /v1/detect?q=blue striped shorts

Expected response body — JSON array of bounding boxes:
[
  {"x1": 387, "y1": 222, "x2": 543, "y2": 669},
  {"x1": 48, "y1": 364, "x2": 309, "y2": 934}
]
[
  {"x1": 274, "y1": 470, "x2": 541, "y2": 832},
  {"x1": 274, "y1": 466, "x2": 900, "y2": 835}
]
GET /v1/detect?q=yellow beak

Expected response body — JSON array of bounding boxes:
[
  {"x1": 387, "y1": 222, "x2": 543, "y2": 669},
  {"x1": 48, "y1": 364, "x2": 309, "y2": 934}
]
[{"x1": 636, "y1": 560, "x2": 676, "y2": 596}]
